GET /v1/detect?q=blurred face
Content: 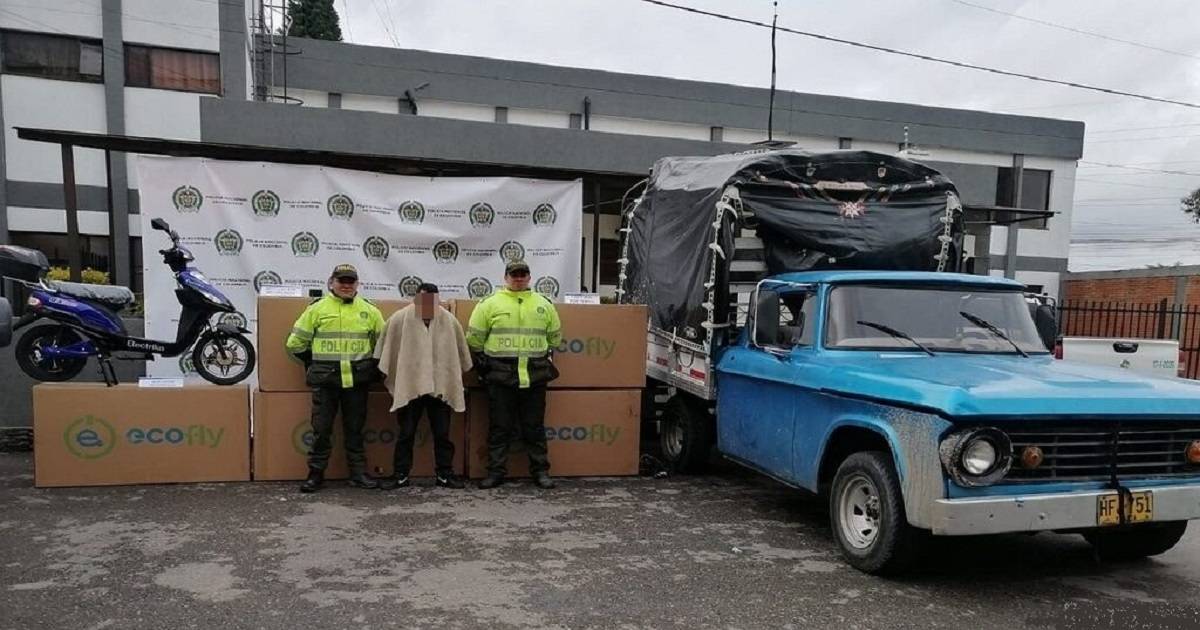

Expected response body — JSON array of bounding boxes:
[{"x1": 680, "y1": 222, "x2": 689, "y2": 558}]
[
  {"x1": 506, "y1": 269, "x2": 530, "y2": 291},
  {"x1": 330, "y1": 275, "x2": 358, "y2": 298},
  {"x1": 416, "y1": 291, "x2": 437, "y2": 318}
]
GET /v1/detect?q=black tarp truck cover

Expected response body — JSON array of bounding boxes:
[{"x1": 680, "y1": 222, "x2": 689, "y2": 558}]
[{"x1": 618, "y1": 150, "x2": 965, "y2": 345}]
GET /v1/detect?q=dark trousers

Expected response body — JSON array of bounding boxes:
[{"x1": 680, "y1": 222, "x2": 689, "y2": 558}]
[
  {"x1": 486, "y1": 384, "x2": 550, "y2": 476},
  {"x1": 394, "y1": 395, "x2": 456, "y2": 478},
  {"x1": 307, "y1": 384, "x2": 369, "y2": 475}
]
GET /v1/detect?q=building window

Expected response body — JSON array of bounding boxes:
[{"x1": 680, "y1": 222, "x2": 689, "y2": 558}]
[
  {"x1": 710, "y1": 126, "x2": 724, "y2": 142},
  {"x1": 599, "y1": 239, "x2": 621, "y2": 286},
  {"x1": 996, "y1": 167, "x2": 1052, "y2": 229},
  {"x1": 494, "y1": 106, "x2": 508, "y2": 123},
  {"x1": 125, "y1": 44, "x2": 220, "y2": 94},
  {"x1": 1, "y1": 30, "x2": 103, "y2": 83},
  {"x1": 838, "y1": 137, "x2": 852, "y2": 149},
  {"x1": 569, "y1": 113, "x2": 583, "y2": 130}
]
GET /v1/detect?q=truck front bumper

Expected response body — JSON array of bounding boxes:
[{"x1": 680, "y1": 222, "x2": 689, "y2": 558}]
[{"x1": 929, "y1": 485, "x2": 1200, "y2": 535}]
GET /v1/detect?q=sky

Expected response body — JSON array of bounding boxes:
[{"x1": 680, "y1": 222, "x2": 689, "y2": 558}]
[{"x1": 329, "y1": 0, "x2": 1200, "y2": 271}]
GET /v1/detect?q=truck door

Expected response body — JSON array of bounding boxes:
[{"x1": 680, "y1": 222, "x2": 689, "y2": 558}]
[{"x1": 716, "y1": 283, "x2": 816, "y2": 483}]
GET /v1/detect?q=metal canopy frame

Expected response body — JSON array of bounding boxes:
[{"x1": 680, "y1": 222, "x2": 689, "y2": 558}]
[{"x1": 15, "y1": 126, "x2": 642, "y2": 289}]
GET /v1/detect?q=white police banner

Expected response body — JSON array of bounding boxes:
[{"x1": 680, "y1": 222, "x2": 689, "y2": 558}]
[{"x1": 135, "y1": 156, "x2": 582, "y2": 378}]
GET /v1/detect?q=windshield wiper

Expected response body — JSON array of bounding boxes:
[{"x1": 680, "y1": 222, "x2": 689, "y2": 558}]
[
  {"x1": 855, "y1": 320, "x2": 935, "y2": 357},
  {"x1": 959, "y1": 310, "x2": 1029, "y2": 358}
]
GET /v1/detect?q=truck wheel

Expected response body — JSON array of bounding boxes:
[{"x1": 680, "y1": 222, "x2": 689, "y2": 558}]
[
  {"x1": 830, "y1": 451, "x2": 923, "y2": 575},
  {"x1": 660, "y1": 394, "x2": 713, "y2": 473},
  {"x1": 1084, "y1": 521, "x2": 1187, "y2": 562}
]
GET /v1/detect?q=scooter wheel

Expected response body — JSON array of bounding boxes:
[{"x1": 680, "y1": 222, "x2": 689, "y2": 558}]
[
  {"x1": 16, "y1": 324, "x2": 88, "y2": 381},
  {"x1": 192, "y1": 332, "x2": 256, "y2": 385}
]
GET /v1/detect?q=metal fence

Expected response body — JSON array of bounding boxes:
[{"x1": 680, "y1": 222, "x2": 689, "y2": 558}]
[{"x1": 1057, "y1": 299, "x2": 1200, "y2": 380}]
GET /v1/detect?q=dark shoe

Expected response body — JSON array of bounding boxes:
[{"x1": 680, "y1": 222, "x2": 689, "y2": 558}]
[
  {"x1": 533, "y1": 473, "x2": 556, "y2": 489},
  {"x1": 378, "y1": 475, "x2": 410, "y2": 491},
  {"x1": 299, "y1": 470, "x2": 323, "y2": 493},
  {"x1": 477, "y1": 474, "x2": 505, "y2": 489},
  {"x1": 347, "y1": 473, "x2": 379, "y2": 490},
  {"x1": 435, "y1": 474, "x2": 465, "y2": 489}
]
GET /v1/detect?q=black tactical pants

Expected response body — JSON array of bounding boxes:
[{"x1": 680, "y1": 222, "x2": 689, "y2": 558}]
[
  {"x1": 394, "y1": 395, "x2": 455, "y2": 478},
  {"x1": 485, "y1": 384, "x2": 550, "y2": 476},
  {"x1": 307, "y1": 384, "x2": 370, "y2": 474}
]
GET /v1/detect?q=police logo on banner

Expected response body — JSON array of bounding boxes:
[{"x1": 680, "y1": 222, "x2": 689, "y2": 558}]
[
  {"x1": 467, "y1": 277, "x2": 494, "y2": 299},
  {"x1": 291, "y1": 231, "x2": 320, "y2": 257},
  {"x1": 432, "y1": 240, "x2": 459, "y2": 264},
  {"x1": 178, "y1": 353, "x2": 196, "y2": 375},
  {"x1": 219, "y1": 312, "x2": 248, "y2": 330},
  {"x1": 362, "y1": 236, "x2": 390, "y2": 261},
  {"x1": 251, "y1": 189, "x2": 281, "y2": 217},
  {"x1": 535, "y1": 276, "x2": 561, "y2": 298},
  {"x1": 397, "y1": 275, "x2": 423, "y2": 297},
  {"x1": 532, "y1": 203, "x2": 557, "y2": 227},
  {"x1": 214, "y1": 229, "x2": 243, "y2": 256},
  {"x1": 253, "y1": 270, "x2": 282, "y2": 293},
  {"x1": 469, "y1": 202, "x2": 495, "y2": 228},
  {"x1": 327, "y1": 194, "x2": 355, "y2": 220},
  {"x1": 499, "y1": 240, "x2": 526, "y2": 263},
  {"x1": 172, "y1": 185, "x2": 203, "y2": 212},
  {"x1": 398, "y1": 200, "x2": 425, "y2": 224}
]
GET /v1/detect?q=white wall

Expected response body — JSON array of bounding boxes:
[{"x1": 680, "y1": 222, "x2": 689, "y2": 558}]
[
  {"x1": 270, "y1": 87, "x2": 328, "y2": 107},
  {"x1": 590, "y1": 114, "x2": 710, "y2": 141},
  {"x1": 341, "y1": 93, "x2": 396, "y2": 114},
  {"x1": 122, "y1": 0, "x2": 219, "y2": 51},
  {"x1": 507, "y1": 107, "x2": 568, "y2": 129},
  {"x1": 3, "y1": 75, "x2": 109, "y2": 185},
  {"x1": 122, "y1": 87, "x2": 203, "y2": 188},
  {"x1": 0, "y1": 0, "x2": 102, "y2": 38},
  {"x1": 419, "y1": 99, "x2": 495, "y2": 123}
]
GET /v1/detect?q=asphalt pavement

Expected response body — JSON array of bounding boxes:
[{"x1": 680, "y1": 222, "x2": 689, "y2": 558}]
[{"x1": 2, "y1": 452, "x2": 1199, "y2": 629}]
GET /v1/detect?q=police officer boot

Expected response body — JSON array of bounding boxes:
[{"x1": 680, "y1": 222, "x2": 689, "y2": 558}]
[
  {"x1": 533, "y1": 472, "x2": 556, "y2": 490},
  {"x1": 347, "y1": 472, "x2": 379, "y2": 489},
  {"x1": 478, "y1": 474, "x2": 505, "y2": 489},
  {"x1": 299, "y1": 469, "x2": 324, "y2": 493}
]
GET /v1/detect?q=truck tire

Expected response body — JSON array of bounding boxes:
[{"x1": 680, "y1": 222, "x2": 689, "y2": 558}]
[
  {"x1": 659, "y1": 394, "x2": 714, "y2": 474},
  {"x1": 1084, "y1": 521, "x2": 1187, "y2": 562},
  {"x1": 829, "y1": 451, "x2": 923, "y2": 575},
  {"x1": 0, "y1": 298, "x2": 12, "y2": 348}
]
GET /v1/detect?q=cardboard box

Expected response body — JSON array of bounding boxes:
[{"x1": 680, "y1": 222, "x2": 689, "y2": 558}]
[
  {"x1": 33, "y1": 383, "x2": 251, "y2": 487},
  {"x1": 453, "y1": 301, "x2": 648, "y2": 389},
  {"x1": 252, "y1": 390, "x2": 466, "y2": 480},
  {"x1": 256, "y1": 296, "x2": 411, "y2": 392},
  {"x1": 466, "y1": 389, "x2": 640, "y2": 478}
]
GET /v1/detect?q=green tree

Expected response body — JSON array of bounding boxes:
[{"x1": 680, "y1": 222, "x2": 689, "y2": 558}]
[
  {"x1": 286, "y1": 0, "x2": 343, "y2": 41},
  {"x1": 1183, "y1": 188, "x2": 1200, "y2": 223}
]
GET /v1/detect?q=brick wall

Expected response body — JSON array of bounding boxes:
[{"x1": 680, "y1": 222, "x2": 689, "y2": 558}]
[{"x1": 1063, "y1": 277, "x2": 1180, "y2": 305}]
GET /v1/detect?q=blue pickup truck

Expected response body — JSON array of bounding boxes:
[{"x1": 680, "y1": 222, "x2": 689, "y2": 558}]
[{"x1": 618, "y1": 150, "x2": 1200, "y2": 573}]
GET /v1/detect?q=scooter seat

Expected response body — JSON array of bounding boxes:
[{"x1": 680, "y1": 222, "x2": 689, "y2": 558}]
[{"x1": 49, "y1": 281, "x2": 136, "y2": 308}]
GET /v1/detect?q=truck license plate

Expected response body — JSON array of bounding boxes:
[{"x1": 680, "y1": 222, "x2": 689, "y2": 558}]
[{"x1": 1096, "y1": 491, "x2": 1153, "y2": 526}]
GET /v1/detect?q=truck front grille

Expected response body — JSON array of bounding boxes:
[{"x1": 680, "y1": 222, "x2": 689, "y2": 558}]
[{"x1": 1004, "y1": 422, "x2": 1200, "y2": 482}]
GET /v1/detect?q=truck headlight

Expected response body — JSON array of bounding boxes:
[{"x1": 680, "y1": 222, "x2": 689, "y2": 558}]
[
  {"x1": 940, "y1": 427, "x2": 1012, "y2": 487},
  {"x1": 962, "y1": 438, "x2": 997, "y2": 475}
]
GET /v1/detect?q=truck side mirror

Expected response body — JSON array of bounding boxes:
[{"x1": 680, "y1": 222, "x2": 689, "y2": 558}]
[
  {"x1": 1031, "y1": 304, "x2": 1056, "y2": 351},
  {"x1": 754, "y1": 289, "x2": 780, "y2": 347}
]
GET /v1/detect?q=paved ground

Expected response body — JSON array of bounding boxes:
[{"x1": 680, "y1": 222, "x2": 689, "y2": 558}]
[{"x1": 2, "y1": 452, "x2": 1200, "y2": 629}]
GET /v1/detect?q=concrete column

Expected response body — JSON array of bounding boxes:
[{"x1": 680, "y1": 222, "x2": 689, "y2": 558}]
[
  {"x1": 102, "y1": 0, "x2": 131, "y2": 287},
  {"x1": 219, "y1": 0, "x2": 248, "y2": 101},
  {"x1": 1004, "y1": 154, "x2": 1024, "y2": 279}
]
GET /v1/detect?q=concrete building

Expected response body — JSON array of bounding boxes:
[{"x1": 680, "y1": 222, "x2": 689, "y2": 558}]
[
  {"x1": 1, "y1": 0, "x2": 1083, "y2": 297},
  {"x1": 0, "y1": 0, "x2": 1084, "y2": 431}
]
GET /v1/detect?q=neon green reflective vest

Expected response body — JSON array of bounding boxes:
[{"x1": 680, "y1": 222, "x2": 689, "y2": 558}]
[
  {"x1": 286, "y1": 294, "x2": 385, "y2": 388},
  {"x1": 466, "y1": 288, "x2": 563, "y2": 388}
]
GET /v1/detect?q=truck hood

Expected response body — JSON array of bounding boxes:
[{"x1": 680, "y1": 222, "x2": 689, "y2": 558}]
[{"x1": 818, "y1": 353, "x2": 1200, "y2": 418}]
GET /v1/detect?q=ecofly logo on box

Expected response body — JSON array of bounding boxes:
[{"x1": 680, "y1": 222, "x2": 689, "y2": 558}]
[
  {"x1": 555, "y1": 337, "x2": 616, "y2": 359},
  {"x1": 64, "y1": 415, "x2": 116, "y2": 460},
  {"x1": 290, "y1": 420, "x2": 431, "y2": 454},
  {"x1": 63, "y1": 415, "x2": 225, "y2": 459},
  {"x1": 544, "y1": 424, "x2": 622, "y2": 446}
]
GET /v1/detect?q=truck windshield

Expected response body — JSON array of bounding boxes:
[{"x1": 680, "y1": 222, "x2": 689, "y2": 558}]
[{"x1": 825, "y1": 284, "x2": 1049, "y2": 355}]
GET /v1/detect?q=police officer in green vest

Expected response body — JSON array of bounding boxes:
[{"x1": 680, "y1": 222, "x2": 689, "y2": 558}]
[
  {"x1": 467, "y1": 260, "x2": 563, "y2": 489},
  {"x1": 286, "y1": 263, "x2": 386, "y2": 493}
]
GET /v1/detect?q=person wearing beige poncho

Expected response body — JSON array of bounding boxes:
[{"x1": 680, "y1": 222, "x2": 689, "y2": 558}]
[{"x1": 373, "y1": 283, "x2": 472, "y2": 489}]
